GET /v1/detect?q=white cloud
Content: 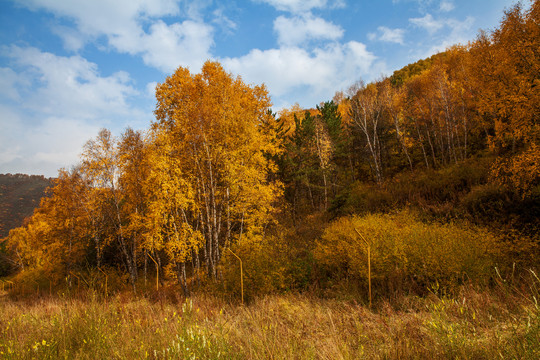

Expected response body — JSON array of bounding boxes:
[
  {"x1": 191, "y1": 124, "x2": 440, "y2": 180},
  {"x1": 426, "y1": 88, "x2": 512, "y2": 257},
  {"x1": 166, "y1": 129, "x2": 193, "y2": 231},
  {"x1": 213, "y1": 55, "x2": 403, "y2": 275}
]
[
  {"x1": 380, "y1": 27, "x2": 405, "y2": 44},
  {"x1": 392, "y1": 0, "x2": 455, "y2": 13},
  {"x1": 0, "y1": 46, "x2": 149, "y2": 176},
  {"x1": 369, "y1": 26, "x2": 405, "y2": 44},
  {"x1": 30, "y1": 118, "x2": 101, "y2": 168},
  {"x1": 0, "y1": 114, "x2": 101, "y2": 176},
  {"x1": 123, "y1": 20, "x2": 214, "y2": 73},
  {"x1": 411, "y1": 15, "x2": 475, "y2": 59},
  {"x1": 221, "y1": 41, "x2": 381, "y2": 108},
  {"x1": 146, "y1": 81, "x2": 158, "y2": 98},
  {"x1": 4, "y1": 46, "x2": 138, "y2": 119},
  {"x1": 17, "y1": 0, "x2": 213, "y2": 73},
  {"x1": 51, "y1": 25, "x2": 86, "y2": 52},
  {"x1": 439, "y1": 1, "x2": 455, "y2": 12},
  {"x1": 212, "y1": 8, "x2": 238, "y2": 34},
  {"x1": 0, "y1": 67, "x2": 24, "y2": 101},
  {"x1": 18, "y1": 0, "x2": 181, "y2": 34},
  {"x1": 274, "y1": 14, "x2": 344, "y2": 46},
  {"x1": 424, "y1": 16, "x2": 474, "y2": 54},
  {"x1": 0, "y1": 105, "x2": 24, "y2": 166},
  {"x1": 409, "y1": 13, "x2": 444, "y2": 34},
  {"x1": 255, "y1": 0, "x2": 345, "y2": 13},
  {"x1": 180, "y1": 0, "x2": 214, "y2": 20}
]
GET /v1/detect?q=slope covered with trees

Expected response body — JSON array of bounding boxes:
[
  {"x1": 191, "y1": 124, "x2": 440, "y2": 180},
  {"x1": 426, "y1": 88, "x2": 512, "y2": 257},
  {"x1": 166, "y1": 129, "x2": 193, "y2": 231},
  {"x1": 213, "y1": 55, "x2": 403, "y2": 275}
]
[
  {"x1": 0, "y1": 173, "x2": 51, "y2": 276},
  {"x1": 0, "y1": 174, "x2": 52, "y2": 239},
  {"x1": 2, "y1": 1, "x2": 538, "y2": 303}
]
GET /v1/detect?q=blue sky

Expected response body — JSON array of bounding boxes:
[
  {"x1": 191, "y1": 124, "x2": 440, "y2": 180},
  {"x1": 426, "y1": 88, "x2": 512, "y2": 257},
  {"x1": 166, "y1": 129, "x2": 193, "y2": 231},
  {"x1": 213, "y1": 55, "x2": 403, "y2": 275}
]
[{"x1": 0, "y1": 0, "x2": 517, "y2": 177}]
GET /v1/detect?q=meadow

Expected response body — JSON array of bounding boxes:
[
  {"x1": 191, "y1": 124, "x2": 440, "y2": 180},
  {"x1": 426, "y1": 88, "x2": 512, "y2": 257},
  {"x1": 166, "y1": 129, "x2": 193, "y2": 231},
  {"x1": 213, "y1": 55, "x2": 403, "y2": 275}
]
[{"x1": 1, "y1": 273, "x2": 538, "y2": 360}]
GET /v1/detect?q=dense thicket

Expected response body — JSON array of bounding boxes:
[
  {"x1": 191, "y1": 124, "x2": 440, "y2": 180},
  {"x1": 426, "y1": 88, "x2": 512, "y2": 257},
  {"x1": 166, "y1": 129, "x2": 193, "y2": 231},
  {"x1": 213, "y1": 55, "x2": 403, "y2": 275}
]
[{"x1": 3, "y1": 1, "x2": 538, "y2": 299}]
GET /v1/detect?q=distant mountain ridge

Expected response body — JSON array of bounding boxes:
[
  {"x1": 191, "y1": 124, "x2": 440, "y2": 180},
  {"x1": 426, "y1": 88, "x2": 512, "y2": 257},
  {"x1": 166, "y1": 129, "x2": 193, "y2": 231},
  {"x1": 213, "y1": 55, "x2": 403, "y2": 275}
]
[{"x1": 0, "y1": 173, "x2": 52, "y2": 238}]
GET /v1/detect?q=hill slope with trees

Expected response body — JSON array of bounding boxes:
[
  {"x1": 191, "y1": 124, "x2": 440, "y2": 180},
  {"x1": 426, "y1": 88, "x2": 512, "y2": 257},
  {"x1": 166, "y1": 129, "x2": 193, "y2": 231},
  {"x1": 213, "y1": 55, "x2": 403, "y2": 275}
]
[
  {"x1": 0, "y1": 174, "x2": 51, "y2": 238},
  {"x1": 2, "y1": 1, "x2": 538, "y2": 300}
]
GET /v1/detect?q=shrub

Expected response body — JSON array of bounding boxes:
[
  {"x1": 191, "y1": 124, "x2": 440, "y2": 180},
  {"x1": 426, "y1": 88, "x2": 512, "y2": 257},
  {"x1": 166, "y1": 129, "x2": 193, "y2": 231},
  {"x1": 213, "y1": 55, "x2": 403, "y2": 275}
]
[
  {"x1": 460, "y1": 182, "x2": 540, "y2": 244},
  {"x1": 389, "y1": 157, "x2": 492, "y2": 204},
  {"x1": 330, "y1": 181, "x2": 393, "y2": 216},
  {"x1": 460, "y1": 183, "x2": 512, "y2": 218},
  {"x1": 219, "y1": 235, "x2": 309, "y2": 301},
  {"x1": 218, "y1": 212, "x2": 331, "y2": 301},
  {"x1": 220, "y1": 235, "x2": 283, "y2": 301},
  {"x1": 314, "y1": 211, "x2": 503, "y2": 295}
]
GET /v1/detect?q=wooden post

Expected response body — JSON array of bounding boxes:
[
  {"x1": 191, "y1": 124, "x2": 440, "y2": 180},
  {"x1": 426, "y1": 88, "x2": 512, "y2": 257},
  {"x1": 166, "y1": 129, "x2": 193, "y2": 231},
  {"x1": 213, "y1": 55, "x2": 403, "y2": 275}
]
[
  {"x1": 354, "y1": 228, "x2": 371, "y2": 308},
  {"x1": 227, "y1": 248, "x2": 244, "y2": 305},
  {"x1": 148, "y1": 254, "x2": 159, "y2": 292}
]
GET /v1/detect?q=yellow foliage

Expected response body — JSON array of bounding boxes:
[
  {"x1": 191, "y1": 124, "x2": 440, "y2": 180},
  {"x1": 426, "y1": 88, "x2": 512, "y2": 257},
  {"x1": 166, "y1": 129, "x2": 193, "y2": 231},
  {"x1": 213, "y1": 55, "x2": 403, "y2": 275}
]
[
  {"x1": 314, "y1": 211, "x2": 502, "y2": 289},
  {"x1": 7, "y1": 169, "x2": 90, "y2": 280},
  {"x1": 277, "y1": 103, "x2": 304, "y2": 136},
  {"x1": 151, "y1": 61, "x2": 282, "y2": 278}
]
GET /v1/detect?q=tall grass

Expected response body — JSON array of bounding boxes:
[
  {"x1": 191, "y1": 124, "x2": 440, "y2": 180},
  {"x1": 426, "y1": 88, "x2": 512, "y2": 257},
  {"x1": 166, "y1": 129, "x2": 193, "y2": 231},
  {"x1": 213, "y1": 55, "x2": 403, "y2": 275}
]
[
  {"x1": 1, "y1": 276, "x2": 538, "y2": 359},
  {"x1": 0, "y1": 293, "x2": 234, "y2": 359}
]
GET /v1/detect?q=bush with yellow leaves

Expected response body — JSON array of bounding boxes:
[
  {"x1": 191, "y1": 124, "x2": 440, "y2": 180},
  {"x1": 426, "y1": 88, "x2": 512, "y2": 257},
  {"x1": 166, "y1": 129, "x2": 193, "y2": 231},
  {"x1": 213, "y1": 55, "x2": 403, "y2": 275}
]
[{"x1": 314, "y1": 211, "x2": 503, "y2": 295}]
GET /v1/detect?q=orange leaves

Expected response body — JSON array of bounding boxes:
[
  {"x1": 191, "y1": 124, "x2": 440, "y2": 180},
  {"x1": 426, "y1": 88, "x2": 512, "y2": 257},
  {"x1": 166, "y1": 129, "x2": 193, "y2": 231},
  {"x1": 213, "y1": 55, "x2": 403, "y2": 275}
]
[
  {"x1": 491, "y1": 143, "x2": 540, "y2": 197},
  {"x1": 7, "y1": 168, "x2": 90, "y2": 275},
  {"x1": 468, "y1": 1, "x2": 540, "y2": 151},
  {"x1": 151, "y1": 61, "x2": 282, "y2": 277}
]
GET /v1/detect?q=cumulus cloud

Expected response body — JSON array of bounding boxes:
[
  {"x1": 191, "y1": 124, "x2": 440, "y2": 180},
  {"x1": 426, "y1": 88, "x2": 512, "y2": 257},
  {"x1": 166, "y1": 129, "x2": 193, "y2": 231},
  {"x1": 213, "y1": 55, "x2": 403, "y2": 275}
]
[
  {"x1": 18, "y1": 0, "x2": 180, "y2": 35},
  {"x1": 3, "y1": 46, "x2": 138, "y2": 119},
  {"x1": 17, "y1": 0, "x2": 213, "y2": 72},
  {"x1": 0, "y1": 113, "x2": 102, "y2": 176},
  {"x1": 51, "y1": 25, "x2": 86, "y2": 52},
  {"x1": 0, "y1": 46, "x2": 148, "y2": 176},
  {"x1": 221, "y1": 41, "x2": 381, "y2": 108},
  {"x1": 274, "y1": 14, "x2": 344, "y2": 46},
  {"x1": 368, "y1": 26, "x2": 405, "y2": 44},
  {"x1": 122, "y1": 20, "x2": 214, "y2": 73}
]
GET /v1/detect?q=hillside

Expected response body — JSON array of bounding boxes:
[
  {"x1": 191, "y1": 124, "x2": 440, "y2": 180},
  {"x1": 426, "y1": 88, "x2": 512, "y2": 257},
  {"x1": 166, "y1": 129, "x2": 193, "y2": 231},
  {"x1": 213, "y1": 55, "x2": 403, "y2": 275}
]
[{"x1": 0, "y1": 173, "x2": 52, "y2": 238}]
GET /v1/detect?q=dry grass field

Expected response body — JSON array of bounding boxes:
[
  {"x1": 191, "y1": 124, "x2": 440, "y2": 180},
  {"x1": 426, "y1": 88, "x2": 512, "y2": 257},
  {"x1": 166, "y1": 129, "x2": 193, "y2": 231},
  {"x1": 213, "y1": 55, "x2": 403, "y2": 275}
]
[{"x1": 0, "y1": 276, "x2": 538, "y2": 359}]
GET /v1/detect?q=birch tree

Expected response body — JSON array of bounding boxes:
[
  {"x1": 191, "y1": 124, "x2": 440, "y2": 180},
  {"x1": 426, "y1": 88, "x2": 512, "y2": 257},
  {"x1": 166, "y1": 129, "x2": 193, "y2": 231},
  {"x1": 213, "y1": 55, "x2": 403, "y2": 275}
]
[{"x1": 152, "y1": 61, "x2": 281, "y2": 281}]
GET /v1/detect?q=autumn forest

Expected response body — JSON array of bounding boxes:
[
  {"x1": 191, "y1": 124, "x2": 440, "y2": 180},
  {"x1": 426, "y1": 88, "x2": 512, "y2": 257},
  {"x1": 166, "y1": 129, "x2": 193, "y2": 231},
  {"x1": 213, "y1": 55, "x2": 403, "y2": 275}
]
[{"x1": 1, "y1": 2, "x2": 539, "y2": 358}]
